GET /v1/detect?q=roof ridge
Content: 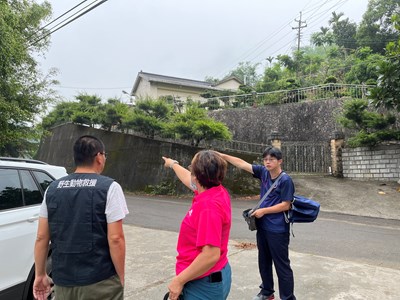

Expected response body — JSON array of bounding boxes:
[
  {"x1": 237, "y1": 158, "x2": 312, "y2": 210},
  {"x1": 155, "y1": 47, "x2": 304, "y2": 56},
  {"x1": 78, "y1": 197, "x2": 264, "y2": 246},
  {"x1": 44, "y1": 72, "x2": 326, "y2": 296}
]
[{"x1": 139, "y1": 71, "x2": 211, "y2": 85}]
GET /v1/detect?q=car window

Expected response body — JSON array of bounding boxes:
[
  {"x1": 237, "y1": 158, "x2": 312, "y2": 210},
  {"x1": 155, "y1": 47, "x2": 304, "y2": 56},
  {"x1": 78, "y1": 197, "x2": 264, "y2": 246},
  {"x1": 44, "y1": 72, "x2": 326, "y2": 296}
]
[
  {"x1": 33, "y1": 170, "x2": 54, "y2": 192},
  {"x1": 0, "y1": 169, "x2": 23, "y2": 210},
  {"x1": 20, "y1": 170, "x2": 43, "y2": 206}
]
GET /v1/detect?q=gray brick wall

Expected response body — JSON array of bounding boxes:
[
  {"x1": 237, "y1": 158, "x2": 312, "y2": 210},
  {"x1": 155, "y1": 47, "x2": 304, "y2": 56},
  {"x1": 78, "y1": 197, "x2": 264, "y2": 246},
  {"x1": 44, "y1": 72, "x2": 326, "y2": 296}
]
[{"x1": 342, "y1": 145, "x2": 400, "y2": 181}]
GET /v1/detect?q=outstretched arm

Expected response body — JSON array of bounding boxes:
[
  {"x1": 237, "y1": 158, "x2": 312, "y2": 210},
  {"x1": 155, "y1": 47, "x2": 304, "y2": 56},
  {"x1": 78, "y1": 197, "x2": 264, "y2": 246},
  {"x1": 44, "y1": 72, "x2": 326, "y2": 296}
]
[
  {"x1": 215, "y1": 152, "x2": 253, "y2": 174},
  {"x1": 162, "y1": 156, "x2": 193, "y2": 190}
]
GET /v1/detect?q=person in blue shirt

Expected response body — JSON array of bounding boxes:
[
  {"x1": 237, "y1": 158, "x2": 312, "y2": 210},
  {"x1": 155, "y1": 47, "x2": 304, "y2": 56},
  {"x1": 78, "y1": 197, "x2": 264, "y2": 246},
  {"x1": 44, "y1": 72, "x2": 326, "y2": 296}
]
[{"x1": 218, "y1": 147, "x2": 296, "y2": 300}]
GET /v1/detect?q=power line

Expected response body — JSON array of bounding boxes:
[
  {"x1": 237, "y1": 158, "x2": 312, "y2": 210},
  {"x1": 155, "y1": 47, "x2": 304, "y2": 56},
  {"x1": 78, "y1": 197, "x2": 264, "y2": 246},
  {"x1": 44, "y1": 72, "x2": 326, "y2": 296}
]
[
  {"x1": 305, "y1": 0, "x2": 348, "y2": 30},
  {"x1": 249, "y1": 0, "x2": 351, "y2": 67},
  {"x1": 27, "y1": 0, "x2": 89, "y2": 41},
  {"x1": 28, "y1": 0, "x2": 109, "y2": 47},
  {"x1": 246, "y1": 1, "x2": 345, "y2": 67},
  {"x1": 214, "y1": 0, "x2": 351, "y2": 79},
  {"x1": 300, "y1": 0, "x2": 349, "y2": 45}
]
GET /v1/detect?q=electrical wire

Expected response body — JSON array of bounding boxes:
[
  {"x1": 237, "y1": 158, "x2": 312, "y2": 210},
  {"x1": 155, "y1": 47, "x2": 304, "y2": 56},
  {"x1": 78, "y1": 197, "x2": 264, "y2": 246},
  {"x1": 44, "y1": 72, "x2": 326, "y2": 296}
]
[
  {"x1": 214, "y1": 0, "x2": 351, "y2": 78},
  {"x1": 27, "y1": 0, "x2": 89, "y2": 41},
  {"x1": 247, "y1": 0, "x2": 350, "y2": 67},
  {"x1": 28, "y1": 0, "x2": 109, "y2": 47}
]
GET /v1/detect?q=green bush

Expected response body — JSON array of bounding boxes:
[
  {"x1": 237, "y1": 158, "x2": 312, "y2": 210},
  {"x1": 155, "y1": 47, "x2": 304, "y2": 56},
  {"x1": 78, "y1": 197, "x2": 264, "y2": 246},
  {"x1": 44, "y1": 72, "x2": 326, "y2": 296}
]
[{"x1": 144, "y1": 181, "x2": 177, "y2": 195}]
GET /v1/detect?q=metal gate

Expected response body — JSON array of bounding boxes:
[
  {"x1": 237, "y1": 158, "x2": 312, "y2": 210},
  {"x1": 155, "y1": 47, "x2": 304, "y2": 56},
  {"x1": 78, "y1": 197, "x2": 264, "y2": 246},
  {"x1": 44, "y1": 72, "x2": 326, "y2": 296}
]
[
  {"x1": 281, "y1": 142, "x2": 331, "y2": 174},
  {"x1": 208, "y1": 139, "x2": 331, "y2": 174}
]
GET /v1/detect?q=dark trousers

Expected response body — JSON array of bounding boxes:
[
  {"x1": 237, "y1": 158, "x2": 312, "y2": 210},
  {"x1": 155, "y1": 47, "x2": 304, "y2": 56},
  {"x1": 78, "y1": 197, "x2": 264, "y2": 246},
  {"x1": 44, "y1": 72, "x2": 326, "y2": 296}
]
[
  {"x1": 256, "y1": 229, "x2": 296, "y2": 300},
  {"x1": 55, "y1": 275, "x2": 123, "y2": 300}
]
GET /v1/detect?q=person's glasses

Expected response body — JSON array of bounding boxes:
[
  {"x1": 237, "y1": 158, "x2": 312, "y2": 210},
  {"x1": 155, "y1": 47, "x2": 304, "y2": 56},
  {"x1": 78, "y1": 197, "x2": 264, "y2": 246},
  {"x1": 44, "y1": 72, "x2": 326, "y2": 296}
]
[
  {"x1": 263, "y1": 158, "x2": 277, "y2": 162},
  {"x1": 94, "y1": 152, "x2": 107, "y2": 159}
]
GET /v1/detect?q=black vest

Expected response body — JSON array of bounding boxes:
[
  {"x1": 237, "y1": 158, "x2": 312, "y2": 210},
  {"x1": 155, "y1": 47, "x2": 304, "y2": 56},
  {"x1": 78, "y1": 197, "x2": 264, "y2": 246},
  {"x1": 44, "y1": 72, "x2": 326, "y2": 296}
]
[{"x1": 46, "y1": 173, "x2": 116, "y2": 286}]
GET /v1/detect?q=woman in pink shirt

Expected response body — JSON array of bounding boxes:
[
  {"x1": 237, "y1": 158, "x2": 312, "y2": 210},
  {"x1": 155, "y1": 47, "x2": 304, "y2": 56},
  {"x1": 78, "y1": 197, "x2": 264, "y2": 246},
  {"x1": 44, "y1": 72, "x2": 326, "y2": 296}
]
[{"x1": 162, "y1": 150, "x2": 232, "y2": 300}]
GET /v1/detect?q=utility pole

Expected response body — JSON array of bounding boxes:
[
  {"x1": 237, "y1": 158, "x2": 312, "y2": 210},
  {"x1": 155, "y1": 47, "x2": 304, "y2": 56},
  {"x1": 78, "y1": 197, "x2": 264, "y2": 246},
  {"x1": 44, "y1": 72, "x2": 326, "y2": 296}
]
[{"x1": 292, "y1": 11, "x2": 307, "y2": 52}]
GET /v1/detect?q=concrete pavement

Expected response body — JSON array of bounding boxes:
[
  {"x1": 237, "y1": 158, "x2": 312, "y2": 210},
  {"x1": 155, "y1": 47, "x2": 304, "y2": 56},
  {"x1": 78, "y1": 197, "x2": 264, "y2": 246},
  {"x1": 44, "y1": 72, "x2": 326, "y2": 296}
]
[
  {"x1": 123, "y1": 178, "x2": 400, "y2": 299},
  {"x1": 123, "y1": 226, "x2": 400, "y2": 299}
]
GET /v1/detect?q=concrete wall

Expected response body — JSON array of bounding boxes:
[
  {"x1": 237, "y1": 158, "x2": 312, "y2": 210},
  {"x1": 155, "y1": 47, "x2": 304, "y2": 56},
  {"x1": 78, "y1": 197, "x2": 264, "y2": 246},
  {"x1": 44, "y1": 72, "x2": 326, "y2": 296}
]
[
  {"x1": 135, "y1": 78, "x2": 155, "y2": 99},
  {"x1": 157, "y1": 83, "x2": 206, "y2": 102},
  {"x1": 215, "y1": 79, "x2": 241, "y2": 91},
  {"x1": 209, "y1": 98, "x2": 345, "y2": 143},
  {"x1": 36, "y1": 123, "x2": 261, "y2": 195},
  {"x1": 342, "y1": 145, "x2": 400, "y2": 181}
]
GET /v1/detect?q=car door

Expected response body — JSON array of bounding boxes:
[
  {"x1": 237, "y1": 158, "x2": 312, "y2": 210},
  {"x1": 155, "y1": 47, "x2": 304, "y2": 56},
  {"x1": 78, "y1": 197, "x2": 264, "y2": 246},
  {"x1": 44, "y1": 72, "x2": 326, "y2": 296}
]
[{"x1": 0, "y1": 168, "x2": 44, "y2": 292}]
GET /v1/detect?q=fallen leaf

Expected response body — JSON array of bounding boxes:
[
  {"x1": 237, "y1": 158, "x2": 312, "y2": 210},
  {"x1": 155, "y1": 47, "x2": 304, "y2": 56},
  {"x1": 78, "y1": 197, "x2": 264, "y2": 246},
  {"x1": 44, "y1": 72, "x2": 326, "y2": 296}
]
[{"x1": 234, "y1": 242, "x2": 257, "y2": 250}]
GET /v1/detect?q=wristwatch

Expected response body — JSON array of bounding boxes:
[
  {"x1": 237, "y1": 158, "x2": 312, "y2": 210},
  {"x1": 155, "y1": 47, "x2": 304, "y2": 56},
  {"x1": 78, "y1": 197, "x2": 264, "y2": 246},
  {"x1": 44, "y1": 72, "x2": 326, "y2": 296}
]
[{"x1": 169, "y1": 160, "x2": 179, "y2": 169}]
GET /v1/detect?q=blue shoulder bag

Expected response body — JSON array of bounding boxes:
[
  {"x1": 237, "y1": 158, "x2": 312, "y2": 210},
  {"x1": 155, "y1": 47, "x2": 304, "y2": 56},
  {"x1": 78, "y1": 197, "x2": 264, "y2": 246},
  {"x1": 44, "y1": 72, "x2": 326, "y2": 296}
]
[{"x1": 284, "y1": 194, "x2": 320, "y2": 224}]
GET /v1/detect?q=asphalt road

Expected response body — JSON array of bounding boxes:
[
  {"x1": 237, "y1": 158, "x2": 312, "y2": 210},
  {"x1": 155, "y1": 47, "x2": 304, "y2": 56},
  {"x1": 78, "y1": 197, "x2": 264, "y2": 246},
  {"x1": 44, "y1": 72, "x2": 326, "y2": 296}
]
[{"x1": 124, "y1": 194, "x2": 400, "y2": 270}]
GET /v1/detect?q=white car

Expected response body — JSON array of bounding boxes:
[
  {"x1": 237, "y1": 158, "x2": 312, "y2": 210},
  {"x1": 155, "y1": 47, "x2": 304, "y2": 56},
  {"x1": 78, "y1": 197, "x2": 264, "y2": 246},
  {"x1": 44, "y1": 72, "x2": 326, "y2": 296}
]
[{"x1": 0, "y1": 157, "x2": 67, "y2": 300}]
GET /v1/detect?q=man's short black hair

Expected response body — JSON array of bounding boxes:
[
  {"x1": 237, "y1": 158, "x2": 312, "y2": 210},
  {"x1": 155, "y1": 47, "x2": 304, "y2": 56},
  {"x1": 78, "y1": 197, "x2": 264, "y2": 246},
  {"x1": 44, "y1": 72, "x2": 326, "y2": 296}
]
[
  {"x1": 262, "y1": 146, "x2": 283, "y2": 160},
  {"x1": 73, "y1": 135, "x2": 105, "y2": 166}
]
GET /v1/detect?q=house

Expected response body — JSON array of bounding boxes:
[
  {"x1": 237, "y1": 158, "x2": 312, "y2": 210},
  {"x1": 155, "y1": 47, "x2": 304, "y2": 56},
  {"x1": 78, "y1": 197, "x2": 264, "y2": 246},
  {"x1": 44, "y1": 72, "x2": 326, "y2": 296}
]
[
  {"x1": 130, "y1": 71, "x2": 242, "y2": 102},
  {"x1": 214, "y1": 75, "x2": 242, "y2": 91}
]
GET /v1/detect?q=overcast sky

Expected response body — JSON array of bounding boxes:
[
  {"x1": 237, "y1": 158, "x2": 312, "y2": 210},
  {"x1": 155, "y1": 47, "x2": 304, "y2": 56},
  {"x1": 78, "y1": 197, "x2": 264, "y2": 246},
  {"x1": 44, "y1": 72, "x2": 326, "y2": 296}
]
[{"x1": 37, "y1": 0, "x2": 370, "y2": 102}]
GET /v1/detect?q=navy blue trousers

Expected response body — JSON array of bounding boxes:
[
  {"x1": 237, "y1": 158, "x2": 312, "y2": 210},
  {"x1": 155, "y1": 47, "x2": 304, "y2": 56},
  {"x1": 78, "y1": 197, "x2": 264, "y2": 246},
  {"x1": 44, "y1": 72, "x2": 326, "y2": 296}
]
[{"x1": 256, "y1": 229, "x2": 296, "y2": 300}]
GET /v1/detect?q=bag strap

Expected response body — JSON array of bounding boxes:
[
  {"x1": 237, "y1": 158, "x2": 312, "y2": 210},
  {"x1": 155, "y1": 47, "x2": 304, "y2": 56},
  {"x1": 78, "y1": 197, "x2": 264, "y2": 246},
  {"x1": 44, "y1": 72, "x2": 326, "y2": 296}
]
[
  {"x1": 283, "y1": 190, "x2": 295, "y2": 237},
  {"x1": 251, "y1": 172, "x2": 285, "y2": 213}
]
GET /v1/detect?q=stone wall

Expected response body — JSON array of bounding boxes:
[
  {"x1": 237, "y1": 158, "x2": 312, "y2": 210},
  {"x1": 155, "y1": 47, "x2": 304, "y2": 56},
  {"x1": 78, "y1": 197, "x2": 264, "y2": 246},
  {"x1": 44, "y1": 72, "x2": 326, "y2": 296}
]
[
  {"x1": 36, "y1": 123, "x2": 261, "y2": 195},
  {"x1": 209, "y1": 98, "x2": 345, "y2": 143},
  {"x1": 342, "y1": 145, "x2": 400, "y2": 181}
]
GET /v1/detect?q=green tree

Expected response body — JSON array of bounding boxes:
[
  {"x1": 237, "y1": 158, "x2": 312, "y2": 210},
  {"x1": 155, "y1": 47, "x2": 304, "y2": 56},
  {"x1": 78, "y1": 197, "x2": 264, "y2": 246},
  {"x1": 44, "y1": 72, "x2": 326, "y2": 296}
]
[
  {"x1": 369, "y1": 14, "x2": 400, "y2": 112},
  {"x1": 41, "y1": 101, "x2": 80, "y2": 130},
  {"x1": 170, "y1": 105, "x2": 232, "y2": 146},
  {"x1": 204, "y1": 76, "x2": 219, "y2": 84},
  {"x1": 338, "y1": 99, "x2": 399, "y2": 147},
  {"x1": 329, "y1": 12, "x2": 358, "y2": 50},
  {"x1": 276, "y1": 54, "x2": 297, "y2": 72},
  {"x1": 227, "y1": 61, "x2": 260, "y2": 87},
  {"x1": 344, "y1": 47, "x2": 384, "y2": 84},
  {"x1": 71, "y1": 94, "x2": 103, "y2": 127},
  {"x1": 124, "y1": 98, "x2": 173, "y2": 138},
  {"x1": 265, "y1": 56, "x2": 274, "y2": 66},
  {"x1": 97, "y1": 98, "x2": 130, "y2": 131},
  {"x1": 311, "y1": 26, "x2": 334, "y2": 49},
  {"x1": 356, "y1": 0, "x2": 400, "y2": 54},
  {"x1": 0, "y1": 0, "x2": 54, "y2": 156},
  {"x1": 41, "y1": 94, "x2": 133, "y2": 132},
  {"x1": 340, "y1": 12, "x2": 400, "y2": 145}
]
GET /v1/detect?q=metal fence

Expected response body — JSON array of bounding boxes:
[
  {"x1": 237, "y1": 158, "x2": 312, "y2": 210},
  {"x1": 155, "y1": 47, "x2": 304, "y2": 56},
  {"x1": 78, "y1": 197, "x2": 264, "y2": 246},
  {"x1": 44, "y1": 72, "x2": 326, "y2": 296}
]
[
  {"x1": 199, "y1": 83, "x2": 374, "y2": 109},
  {"x1": 203, "y1": 139, "x2": 267, "y2": 154},
  {"x1": 208, "y1": 140, "x2": 331, "y2": 174},
  {"x1": 281, "y1": 142, "x2": 331, "y2": 174}
]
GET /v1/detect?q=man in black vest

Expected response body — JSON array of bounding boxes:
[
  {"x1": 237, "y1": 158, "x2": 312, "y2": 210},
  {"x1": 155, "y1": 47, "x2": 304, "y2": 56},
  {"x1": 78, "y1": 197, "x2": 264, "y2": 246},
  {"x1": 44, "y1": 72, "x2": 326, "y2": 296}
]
[{"x1": 33, "y1": 135, "x2": 129, "y2": 300}]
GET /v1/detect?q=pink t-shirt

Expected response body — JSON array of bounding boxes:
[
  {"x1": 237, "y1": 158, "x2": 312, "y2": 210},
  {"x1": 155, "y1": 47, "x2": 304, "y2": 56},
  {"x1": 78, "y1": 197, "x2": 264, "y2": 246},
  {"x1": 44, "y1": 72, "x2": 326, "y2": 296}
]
[{"x1": 175, "y1": 185, "x2": 231, "y2": 278}]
